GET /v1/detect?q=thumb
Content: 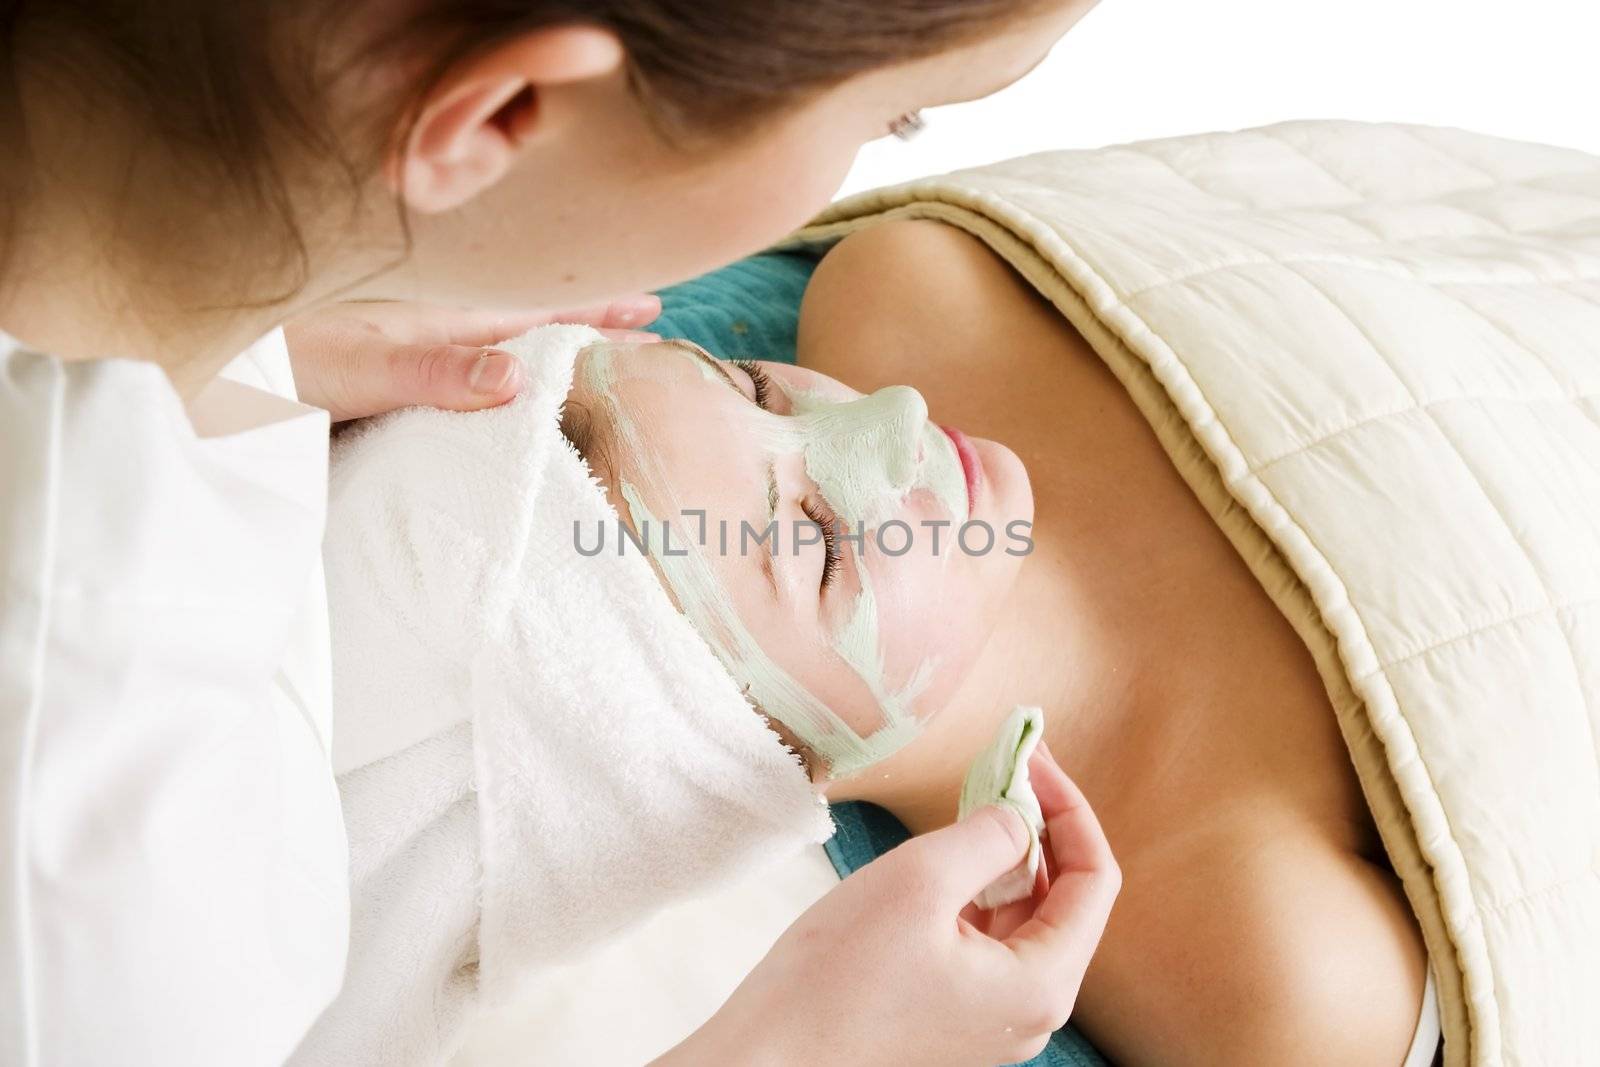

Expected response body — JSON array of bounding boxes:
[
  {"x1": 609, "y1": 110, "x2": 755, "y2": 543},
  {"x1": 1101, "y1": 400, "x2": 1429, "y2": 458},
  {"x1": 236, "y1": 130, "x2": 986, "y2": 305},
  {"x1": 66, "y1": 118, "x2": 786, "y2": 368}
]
[
  {"x1": 349, "y1": 343, "x2": 526, "y2": 421},
  {"x1": 884, "y1": 806, "x2": 1032, "y2": 911}
]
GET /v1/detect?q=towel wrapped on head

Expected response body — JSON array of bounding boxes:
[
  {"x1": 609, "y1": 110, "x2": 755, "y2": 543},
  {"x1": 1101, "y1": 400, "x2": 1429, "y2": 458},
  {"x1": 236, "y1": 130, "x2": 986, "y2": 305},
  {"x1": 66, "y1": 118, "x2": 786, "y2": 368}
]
[{"x1": 298, "y1": 325, "x2": 830, "y2": 1065}]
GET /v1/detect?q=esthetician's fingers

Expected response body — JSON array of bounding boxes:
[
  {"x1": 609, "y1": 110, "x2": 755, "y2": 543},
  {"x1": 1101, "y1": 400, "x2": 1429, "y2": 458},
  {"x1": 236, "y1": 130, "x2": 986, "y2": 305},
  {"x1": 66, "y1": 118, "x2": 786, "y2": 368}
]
[
  {"x1": 285, "y1": 296, "x2": 661, "y2": 420},
  {"x1": 899, "y1": 804, "x2": 1034, "y2": 915},
  {"x1": 1003, "y1": 745, "x2": 1120, "y2": 979},
  {"x1": 978, "y1": 857, "x2": 1052, "y2": 941},
  {"x1": 358, "y1": 329, "x2": 656, "y2": 415},
  {"x1": 395, "y1": 296, "x2": 661, "y2": 347},
  {"x1": 305, "y1": 337, "x2": 530, "y2": 420}
]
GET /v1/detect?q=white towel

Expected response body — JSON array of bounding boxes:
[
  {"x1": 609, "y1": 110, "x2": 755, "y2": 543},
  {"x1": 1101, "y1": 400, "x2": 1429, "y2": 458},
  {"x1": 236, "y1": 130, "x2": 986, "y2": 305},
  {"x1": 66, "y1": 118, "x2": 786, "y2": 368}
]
[{"x1": 297, "y1": 325, "x2": 830, "y2": 1065}]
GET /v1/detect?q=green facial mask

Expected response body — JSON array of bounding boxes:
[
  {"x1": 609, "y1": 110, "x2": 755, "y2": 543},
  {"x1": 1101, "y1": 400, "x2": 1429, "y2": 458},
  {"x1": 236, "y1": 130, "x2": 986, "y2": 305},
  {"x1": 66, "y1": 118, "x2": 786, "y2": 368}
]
[
  {"x1": 761, "y1": 377, "x2": 968, "y2": 531},
  {"x1": 584, "y1": 343, "x2": 968, "y2": 779}
]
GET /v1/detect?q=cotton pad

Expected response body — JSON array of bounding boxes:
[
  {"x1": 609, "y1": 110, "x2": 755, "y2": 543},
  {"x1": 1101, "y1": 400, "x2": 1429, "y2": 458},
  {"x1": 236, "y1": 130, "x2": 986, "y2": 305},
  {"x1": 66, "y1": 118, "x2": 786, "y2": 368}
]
[{"x1": 958, "y1": 705, "x2": 1046, "y2": 910}]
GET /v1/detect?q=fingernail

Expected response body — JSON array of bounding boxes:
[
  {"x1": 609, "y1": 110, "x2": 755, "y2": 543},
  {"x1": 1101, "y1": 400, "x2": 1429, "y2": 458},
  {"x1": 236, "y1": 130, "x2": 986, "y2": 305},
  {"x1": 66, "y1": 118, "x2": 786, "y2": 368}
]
[
  {"x1": 986, "y1": 805, "x2": 1030, "y2": 852},
  {"x1": 614, "y1": 295, "x2": 661, "y2": 327},
  {"x1": 470, "y1": 351, "x2": 520, "y2": 395}
]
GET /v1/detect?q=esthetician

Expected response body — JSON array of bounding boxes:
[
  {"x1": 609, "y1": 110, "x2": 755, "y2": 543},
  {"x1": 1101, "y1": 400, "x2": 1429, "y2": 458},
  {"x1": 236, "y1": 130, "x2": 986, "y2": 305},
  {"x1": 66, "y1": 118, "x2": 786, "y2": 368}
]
[{"x1": 0, "y1": 3, "x2": 1117, "y2": 1064}]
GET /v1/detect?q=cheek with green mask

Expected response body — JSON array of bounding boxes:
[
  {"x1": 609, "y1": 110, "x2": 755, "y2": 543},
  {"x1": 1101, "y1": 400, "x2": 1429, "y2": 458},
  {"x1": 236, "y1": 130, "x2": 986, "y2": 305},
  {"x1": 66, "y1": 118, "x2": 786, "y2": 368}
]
[{"x1": 585, "y1": 345, "x2": 968, "y2": 780}]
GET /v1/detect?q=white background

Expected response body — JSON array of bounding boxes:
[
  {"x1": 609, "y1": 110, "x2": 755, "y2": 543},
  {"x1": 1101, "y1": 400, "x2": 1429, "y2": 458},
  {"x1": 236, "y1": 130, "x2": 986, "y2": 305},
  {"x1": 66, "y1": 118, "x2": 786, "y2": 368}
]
[{"x1": 839, "y1": 0, "x2": 1600, "y2": 197}]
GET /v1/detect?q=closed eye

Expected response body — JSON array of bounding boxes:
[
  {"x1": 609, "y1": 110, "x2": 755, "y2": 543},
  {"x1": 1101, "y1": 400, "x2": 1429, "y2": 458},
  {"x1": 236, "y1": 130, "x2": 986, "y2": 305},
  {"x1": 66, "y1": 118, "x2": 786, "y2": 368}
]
[
  {"x1": 731, "y1": 359, "x2": 775, "y2": 410},
  {"x1": 800, "y1": 496, "x2": 842, "y2": 592}
]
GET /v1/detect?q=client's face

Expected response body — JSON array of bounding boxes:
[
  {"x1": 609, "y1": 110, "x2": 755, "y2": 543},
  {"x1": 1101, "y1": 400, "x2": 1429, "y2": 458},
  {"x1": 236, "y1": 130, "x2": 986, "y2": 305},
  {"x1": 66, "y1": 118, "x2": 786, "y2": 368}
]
[{"x1": 565, "y1": 339, "x2": 1033, "y2": 782}]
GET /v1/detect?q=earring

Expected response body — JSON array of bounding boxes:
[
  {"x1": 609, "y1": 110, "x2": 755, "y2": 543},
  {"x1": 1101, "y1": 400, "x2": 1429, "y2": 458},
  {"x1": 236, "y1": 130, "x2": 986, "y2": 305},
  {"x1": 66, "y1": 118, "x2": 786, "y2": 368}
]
[{"x1": 889, "y1": 111, "x2": 927, "y2": 142}]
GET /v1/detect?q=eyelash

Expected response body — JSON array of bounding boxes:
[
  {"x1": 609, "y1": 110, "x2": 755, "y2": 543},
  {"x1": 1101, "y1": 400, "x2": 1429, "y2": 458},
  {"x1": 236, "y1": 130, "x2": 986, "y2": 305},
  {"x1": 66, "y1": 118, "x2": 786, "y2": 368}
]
[
  {"x1": 734, "y1": 360, "x2": 834, "y2": 590},
  {"x1": 800, "y1": 497, "x2": 842, "y2": 590},
  {"x1": 731, "y1": 359, "x2": 774, "y2": 410}
]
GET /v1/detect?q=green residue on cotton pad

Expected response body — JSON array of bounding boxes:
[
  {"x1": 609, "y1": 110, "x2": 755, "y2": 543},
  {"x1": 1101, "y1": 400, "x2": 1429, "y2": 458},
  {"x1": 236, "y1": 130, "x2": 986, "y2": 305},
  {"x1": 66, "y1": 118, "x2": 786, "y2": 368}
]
[{"x1": 958, "y1": 706, "x2": 1046, "y2": 909}]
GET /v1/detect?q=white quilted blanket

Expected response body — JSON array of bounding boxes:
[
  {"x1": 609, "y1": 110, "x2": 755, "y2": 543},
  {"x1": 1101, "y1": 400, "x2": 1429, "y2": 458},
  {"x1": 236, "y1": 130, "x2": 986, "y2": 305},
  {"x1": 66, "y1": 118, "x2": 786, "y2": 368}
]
[{"x1": 794, "y1": 121, "x2": 1600, "y2": 1067}]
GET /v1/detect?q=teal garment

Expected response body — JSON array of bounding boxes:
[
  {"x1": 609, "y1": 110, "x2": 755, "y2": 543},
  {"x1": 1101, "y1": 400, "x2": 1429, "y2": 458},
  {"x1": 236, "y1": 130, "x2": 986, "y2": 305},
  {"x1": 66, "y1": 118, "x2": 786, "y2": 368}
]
[{"x1": 653, "y1": 252, "x2": 1112, "y2": 1067}]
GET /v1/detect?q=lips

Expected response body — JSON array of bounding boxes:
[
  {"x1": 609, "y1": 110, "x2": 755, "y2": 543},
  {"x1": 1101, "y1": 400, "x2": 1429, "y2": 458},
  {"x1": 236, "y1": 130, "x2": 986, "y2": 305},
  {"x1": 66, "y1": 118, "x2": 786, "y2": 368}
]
[{"x1": 939, "y1": 425, "x2": 982, "y2": 517}]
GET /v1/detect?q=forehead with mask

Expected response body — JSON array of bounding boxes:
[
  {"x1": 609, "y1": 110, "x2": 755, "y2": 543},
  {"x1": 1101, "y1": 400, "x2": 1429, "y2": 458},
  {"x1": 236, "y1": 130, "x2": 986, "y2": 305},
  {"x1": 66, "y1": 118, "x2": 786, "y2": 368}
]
[{"x1": 565, "y1": 339, "x2": 1030, "y2": 780}]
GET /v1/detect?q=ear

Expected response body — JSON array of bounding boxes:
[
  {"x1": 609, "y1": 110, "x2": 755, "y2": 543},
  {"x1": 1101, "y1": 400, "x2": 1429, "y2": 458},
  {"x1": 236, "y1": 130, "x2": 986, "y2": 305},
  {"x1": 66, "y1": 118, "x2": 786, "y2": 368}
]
[{"x1": 392, "y1": 25, "x2": 624, "y2": 214}]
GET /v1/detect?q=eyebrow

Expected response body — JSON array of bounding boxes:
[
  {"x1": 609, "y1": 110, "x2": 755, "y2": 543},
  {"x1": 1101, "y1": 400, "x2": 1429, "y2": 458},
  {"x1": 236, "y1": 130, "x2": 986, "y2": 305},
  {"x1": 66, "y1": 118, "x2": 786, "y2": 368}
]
[{"x1": 666, "y1": 339, "x2": 745, "y2": 397}]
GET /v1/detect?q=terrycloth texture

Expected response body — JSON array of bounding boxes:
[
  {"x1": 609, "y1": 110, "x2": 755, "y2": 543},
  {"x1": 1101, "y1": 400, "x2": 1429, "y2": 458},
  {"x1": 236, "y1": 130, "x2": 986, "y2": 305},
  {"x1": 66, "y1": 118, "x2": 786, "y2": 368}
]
[
  {"x1": 304, "y1": 325, "x2": 830, "y2": 1065},
  {"x1": 958, "y1": 706, "x2": 1046, "y2": 909},
  {"x1": 793, "y1": 120, "x2": 1600, "y2": 1067}
]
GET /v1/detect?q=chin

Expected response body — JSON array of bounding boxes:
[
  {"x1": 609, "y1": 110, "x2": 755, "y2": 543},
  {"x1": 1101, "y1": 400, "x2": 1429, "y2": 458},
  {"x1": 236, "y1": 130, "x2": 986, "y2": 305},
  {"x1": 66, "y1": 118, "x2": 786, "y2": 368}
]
[{"x1": 972, "y1": 436, "x2": 1034, "y2": 527}]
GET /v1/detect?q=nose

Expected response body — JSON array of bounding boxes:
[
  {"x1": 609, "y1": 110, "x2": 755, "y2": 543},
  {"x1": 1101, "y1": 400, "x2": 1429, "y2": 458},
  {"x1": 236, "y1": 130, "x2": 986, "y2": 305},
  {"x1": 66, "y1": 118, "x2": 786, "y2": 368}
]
[{"x1": 823, "y1": 384, "x2": 930, "y2": 490}]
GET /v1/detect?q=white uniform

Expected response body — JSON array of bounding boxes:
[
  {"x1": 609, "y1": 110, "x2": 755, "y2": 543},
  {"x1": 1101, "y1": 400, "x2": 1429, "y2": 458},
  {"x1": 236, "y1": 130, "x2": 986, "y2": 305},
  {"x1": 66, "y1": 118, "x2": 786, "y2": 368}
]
[{"x1": 0, "y1": 330, "x2": 349, "y2": 1065}]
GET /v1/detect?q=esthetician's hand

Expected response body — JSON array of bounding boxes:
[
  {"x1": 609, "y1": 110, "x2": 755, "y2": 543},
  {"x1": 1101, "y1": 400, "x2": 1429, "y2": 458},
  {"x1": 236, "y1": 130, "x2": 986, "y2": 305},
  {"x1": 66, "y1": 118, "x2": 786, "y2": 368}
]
[
  {"x1": 284, "y1": 296, "x2": 660, "y2": 421},
  {"x1": 659, "y1": 745, "x2": 1119, "y2": 1067}
]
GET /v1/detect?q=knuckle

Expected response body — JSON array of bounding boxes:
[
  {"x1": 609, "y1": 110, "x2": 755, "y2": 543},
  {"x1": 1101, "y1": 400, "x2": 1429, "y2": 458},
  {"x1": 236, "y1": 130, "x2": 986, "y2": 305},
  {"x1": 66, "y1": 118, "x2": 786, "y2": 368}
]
[
  {"x1": 412, "y1": 345, "x2": 461, "y2": 391},
  {"x1": 894, "y1": 865, "x2": 944, "y2": 912},
  {"x1": 1096, "y1": 863, "x2": 1125, "y2": 905},
  {"x1": 322, "y1": 346, "x2": 365, "y2": 411},
  {"x1": 974, "y1": 804, "x2": 1028, "y2": 854},
  {"x1": 998, "y1": 1032, "x2": 1051, "y2": 1064},
  {"x1": 881, "y1": 845, "x2": 943, "y2": 902},
  {"x1": 938, "y1": 811, "x2": 1021, "y2": 884},
  {"x1": 1016, "y1": 988, "x2": 1073, "y2": 1036},
  {"x1": 1016, "y1": 1033, "x2": 1053, "y2": 1062}
]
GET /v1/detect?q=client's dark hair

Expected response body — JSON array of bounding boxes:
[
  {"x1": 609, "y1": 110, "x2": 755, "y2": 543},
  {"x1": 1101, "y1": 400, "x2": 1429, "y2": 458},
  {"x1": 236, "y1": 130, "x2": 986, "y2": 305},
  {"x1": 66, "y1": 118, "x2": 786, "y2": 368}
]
[
  {"x1": 558, "y1": 397, "x2": 614, "y2": 488},
  {"x1": 0, "y1": 0, "x2": 1045, "y2": 299}
]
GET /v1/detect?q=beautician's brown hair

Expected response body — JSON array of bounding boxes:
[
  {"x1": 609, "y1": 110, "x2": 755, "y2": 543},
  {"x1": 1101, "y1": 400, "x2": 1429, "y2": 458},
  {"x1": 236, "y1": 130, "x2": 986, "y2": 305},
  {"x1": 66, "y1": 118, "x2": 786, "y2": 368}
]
[{"x1": 0, "y1": 0, "x2": 1043, "y2": 297}]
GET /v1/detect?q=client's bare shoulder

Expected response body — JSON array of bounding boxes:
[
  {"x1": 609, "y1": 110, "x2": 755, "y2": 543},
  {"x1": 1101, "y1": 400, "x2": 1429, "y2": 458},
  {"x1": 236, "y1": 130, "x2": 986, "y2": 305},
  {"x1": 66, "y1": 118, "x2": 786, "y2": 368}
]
[
  {"x1": 798, "y1": 219, "x2": 1099, "y2": 453},
  {"x1": 798, "y1": 219, "x2": 1066, "y2": 390}
]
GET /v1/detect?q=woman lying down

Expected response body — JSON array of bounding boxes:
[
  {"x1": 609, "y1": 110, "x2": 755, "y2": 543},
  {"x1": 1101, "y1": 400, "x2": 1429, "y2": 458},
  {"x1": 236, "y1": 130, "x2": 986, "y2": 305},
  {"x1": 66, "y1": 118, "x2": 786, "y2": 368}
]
[
  {"x1": 312, "y1": 222, "x2": 1436, "y2": 1066},
  {"x1": 564, "y1": 220, "x2": 1438, "y2": 1067}
]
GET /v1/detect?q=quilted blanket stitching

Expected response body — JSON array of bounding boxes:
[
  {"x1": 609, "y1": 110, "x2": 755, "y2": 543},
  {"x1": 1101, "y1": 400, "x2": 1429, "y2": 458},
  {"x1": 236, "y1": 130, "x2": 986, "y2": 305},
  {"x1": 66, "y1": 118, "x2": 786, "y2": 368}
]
[
  {"x1": 1120, "y1": 250, "x2": 1600, "y2": 304},
  {"x1": 1253, "y1": 393, "x2": 1600, "y2": 475},
  {"x1": 1280, "y1": 259, "x2": 1600, "y2": 1066},
  {"x1": 1104, "y1": 143, "x2": 1600, "y2": 304},
  {"x1": 1398, "y1": 125, "x2": 1506, "y2": 187},
  {"x1": 1432, "y1": 286, "x2": 1586, "y2": 394},
  {"x1": 1476, "y1": 866, "x2": 1600, "y2": 920},
  {"x1": 1360, "y1": 596, "x2": 1600, "y2": 677},
  {"x1": 1253, "y1": 127, "x2": 1394, "y2": 241},
  {"x1": 1557, "y1": 279, "x2": 1600, "y2": 316},
  {"x1": 1271, "y1": 258, "x2": 1504, "y2": 1051}
]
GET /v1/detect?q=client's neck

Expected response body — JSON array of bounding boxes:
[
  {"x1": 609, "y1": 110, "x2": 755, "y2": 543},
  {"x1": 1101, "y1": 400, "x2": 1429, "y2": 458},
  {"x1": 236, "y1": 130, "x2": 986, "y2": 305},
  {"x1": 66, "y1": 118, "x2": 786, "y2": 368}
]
[{"x1": 828, "y1": 538, "x2": 1138, "y2": 836}]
